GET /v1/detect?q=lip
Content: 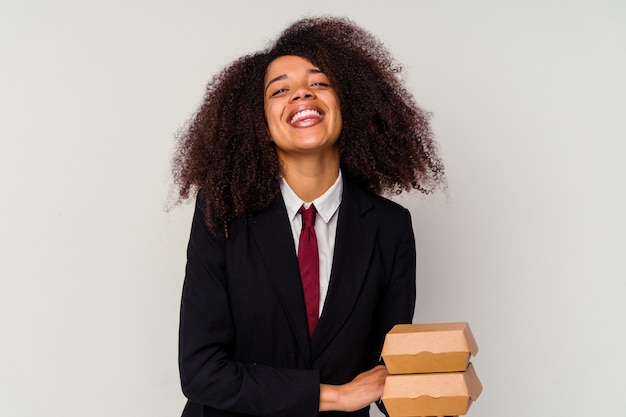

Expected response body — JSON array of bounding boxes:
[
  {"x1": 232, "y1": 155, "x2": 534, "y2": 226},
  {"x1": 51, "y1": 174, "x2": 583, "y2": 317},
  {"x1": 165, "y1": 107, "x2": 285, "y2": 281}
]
[{"x1": 287, "y1": 105, "x2": 325, "y2": 127}]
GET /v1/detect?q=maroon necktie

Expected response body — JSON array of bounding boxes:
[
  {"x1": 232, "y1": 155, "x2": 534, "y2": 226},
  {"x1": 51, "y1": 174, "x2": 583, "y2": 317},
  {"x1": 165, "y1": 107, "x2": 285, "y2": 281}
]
[{"x1": 298, "y1": 204, "x2": 319, "y2": 338}]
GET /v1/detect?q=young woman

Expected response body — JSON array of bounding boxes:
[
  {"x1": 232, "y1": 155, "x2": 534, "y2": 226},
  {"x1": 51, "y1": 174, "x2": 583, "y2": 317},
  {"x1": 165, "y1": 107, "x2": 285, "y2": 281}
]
[{"x1": 173, "y1": 16, "x2": 446, "y2": 417}]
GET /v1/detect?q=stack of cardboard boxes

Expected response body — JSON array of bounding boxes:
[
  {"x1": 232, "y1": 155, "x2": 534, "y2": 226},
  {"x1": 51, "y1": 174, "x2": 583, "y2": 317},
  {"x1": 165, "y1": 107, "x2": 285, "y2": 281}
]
[{"x1": 381, "y1": 322, "x2": 483, "y2": 416}]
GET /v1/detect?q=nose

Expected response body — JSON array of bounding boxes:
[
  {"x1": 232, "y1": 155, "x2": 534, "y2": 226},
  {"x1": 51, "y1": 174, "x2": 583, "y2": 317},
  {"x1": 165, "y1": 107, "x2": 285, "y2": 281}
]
[{"x1": 290, "y1": 84, "x2": 316, "y2": 102}]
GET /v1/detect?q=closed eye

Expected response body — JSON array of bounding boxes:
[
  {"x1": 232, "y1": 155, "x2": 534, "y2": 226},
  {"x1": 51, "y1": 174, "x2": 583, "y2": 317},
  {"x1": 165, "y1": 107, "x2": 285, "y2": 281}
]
[{"x1": 270, "y1": 88, "x2": 288, "y2": 97}]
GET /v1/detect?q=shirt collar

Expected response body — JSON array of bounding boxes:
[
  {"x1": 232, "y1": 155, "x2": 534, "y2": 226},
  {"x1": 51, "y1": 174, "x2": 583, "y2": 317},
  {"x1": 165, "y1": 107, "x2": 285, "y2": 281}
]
[{"x1": 280, "y1": 170, "x2": 343, "y2": 224}]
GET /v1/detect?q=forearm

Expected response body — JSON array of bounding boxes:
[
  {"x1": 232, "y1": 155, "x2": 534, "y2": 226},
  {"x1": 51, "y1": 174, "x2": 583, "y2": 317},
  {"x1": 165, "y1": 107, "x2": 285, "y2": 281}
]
[{"x1": 181, "y1": 355, "x2": 320, "y2": 416}]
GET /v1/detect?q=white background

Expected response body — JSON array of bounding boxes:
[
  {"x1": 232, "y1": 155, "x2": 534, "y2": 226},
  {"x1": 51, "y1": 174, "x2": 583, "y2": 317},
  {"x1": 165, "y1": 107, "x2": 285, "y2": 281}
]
[{"x1": 1, "y1": 1, "x2": 625, "y2": 416}]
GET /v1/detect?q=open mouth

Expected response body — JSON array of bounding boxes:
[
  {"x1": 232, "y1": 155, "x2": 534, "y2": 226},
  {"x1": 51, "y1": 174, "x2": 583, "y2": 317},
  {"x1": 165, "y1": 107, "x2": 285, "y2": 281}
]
[{"x1": 289, "y1": 108, "x2": 324, "y2": 125}]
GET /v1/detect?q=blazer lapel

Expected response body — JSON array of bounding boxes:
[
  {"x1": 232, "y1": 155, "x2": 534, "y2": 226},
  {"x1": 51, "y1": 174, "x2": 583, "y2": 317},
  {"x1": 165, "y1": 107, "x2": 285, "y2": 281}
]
[
  {"x1": 312, "y1": 180, "x2": 378, "y2": 357},
  {"x1": 248, "y1": 196, "x2": 313, "y2": 364}
]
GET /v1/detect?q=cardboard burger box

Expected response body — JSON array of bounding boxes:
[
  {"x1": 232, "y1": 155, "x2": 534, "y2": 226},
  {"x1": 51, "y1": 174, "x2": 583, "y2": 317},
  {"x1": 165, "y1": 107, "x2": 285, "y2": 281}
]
[
  {"x1": 380, "y1": 322, "x2": 482, "y2": 416},
  {"x1": 381, "y1": 322, "x2": 479, "y2": 374},
  {"x1": 382, "y1": 363, "x2": 482, "y2": 417}
]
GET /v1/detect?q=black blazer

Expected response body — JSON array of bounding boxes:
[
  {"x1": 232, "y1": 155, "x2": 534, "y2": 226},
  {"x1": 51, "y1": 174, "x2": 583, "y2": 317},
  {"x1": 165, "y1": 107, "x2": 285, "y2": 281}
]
[{"x1": 179, "y1": 179, "x2": 416, "y2": 417}]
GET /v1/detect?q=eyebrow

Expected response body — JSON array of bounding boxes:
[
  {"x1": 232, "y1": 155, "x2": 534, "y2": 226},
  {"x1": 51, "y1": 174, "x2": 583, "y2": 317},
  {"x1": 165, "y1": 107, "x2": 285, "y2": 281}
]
[{"x1": 264, "y1": 68, "x2": 324, "y2": 94}]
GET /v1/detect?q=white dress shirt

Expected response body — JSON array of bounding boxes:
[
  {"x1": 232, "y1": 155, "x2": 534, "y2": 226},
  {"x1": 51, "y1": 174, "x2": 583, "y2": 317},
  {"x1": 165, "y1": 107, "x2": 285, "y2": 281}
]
[{"x1": 280, "y1": 171, "x2": 343, "y2": 317}]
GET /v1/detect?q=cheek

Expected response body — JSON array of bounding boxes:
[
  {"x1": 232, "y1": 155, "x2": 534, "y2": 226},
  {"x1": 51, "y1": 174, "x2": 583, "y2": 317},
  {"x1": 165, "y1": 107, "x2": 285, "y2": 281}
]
[
  {"x1": 330, "y1": 95, "x2": 342, "y2": 120},
  {"x1": 264, "y1": 103, "x2": 280, "y2": 127},
  {"x1": 331, "y1": 98, "x2": 343, "y2": 130},
  {"x1": 263, "y1": 106, "x2": 280, "y2": 141}
]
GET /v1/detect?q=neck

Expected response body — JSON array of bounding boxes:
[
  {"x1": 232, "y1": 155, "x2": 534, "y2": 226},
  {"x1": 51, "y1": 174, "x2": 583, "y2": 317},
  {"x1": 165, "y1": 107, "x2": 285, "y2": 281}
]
[{"x1": 279, "y1": 151, "x2": 340, "y2": 202}]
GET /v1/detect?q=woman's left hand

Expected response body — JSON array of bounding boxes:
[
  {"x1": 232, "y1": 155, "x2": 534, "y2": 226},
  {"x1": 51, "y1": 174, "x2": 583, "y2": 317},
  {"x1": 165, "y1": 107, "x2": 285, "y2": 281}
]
[{"x1": 319, "y1": 365, "x2": 389, "y2": 412}]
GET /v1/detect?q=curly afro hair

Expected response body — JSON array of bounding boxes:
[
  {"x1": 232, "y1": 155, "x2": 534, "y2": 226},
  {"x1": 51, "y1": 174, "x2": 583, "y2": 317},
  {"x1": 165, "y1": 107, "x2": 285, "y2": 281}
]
[{"x1": 172, "y1": 16, "x2": 445, "y2": 227}]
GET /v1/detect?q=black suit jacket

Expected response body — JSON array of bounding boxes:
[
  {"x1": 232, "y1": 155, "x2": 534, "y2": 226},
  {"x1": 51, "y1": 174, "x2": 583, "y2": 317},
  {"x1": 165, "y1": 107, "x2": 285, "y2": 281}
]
[{"x1": 179, "y1": 179, "x2": 416, "y2": 417}]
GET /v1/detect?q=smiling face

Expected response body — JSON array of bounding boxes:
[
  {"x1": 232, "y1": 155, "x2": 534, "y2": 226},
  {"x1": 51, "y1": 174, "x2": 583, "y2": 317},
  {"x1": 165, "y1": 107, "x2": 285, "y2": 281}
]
[{"x1": 263, "y1": 55, "x2": 342, "y2": 160}]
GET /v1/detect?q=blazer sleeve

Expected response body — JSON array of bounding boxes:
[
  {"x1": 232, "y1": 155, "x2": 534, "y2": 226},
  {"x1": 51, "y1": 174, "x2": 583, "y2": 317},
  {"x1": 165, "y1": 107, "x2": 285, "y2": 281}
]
[
  {"x1": 367, "y1": 207, "x2": 416, "y2": 417},
  {"x1": 178, "y1": 196, "x2": 320, "y2": 417},
  {"x1": 366, "y1": 207, "x2": 417, "y2": 367}
]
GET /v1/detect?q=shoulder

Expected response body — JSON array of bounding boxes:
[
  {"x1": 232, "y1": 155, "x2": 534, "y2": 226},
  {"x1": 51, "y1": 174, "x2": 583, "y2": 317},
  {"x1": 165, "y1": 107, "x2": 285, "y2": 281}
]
[
  {"x1": 368, "y1": 193, "x2": 413, "y2": 239},
  {"x1": 368, "y1": 191, "x2": 409, "y2": 215},
  {"x1": 344, "y1": 179, "x2": 410, "y2": 218},
  {"x1": 343, "y1": 179, "x2": 413, "y2": 239}
]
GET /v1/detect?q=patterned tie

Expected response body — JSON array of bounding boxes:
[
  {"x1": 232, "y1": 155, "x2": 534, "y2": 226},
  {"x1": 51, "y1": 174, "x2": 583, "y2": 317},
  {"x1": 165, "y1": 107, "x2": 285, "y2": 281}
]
[{"x1": 298, "y1": 204, "x2": 319, "y2": 338}]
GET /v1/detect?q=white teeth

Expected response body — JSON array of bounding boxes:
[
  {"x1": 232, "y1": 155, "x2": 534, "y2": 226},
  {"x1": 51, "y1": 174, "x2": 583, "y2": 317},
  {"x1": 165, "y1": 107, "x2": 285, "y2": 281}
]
[{"x1": 290, "y1": 109, "x2": 321, "y2": 124}]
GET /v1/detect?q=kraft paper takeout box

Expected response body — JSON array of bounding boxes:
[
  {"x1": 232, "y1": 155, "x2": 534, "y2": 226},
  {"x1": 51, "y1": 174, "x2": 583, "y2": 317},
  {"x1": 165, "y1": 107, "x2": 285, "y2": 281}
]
[
  {"x1": 381, "y1": 322, "x2": 479, "y2": 374},
  {"x1": 382, "y1": 363, "x2": 483, "y2": 417}
]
